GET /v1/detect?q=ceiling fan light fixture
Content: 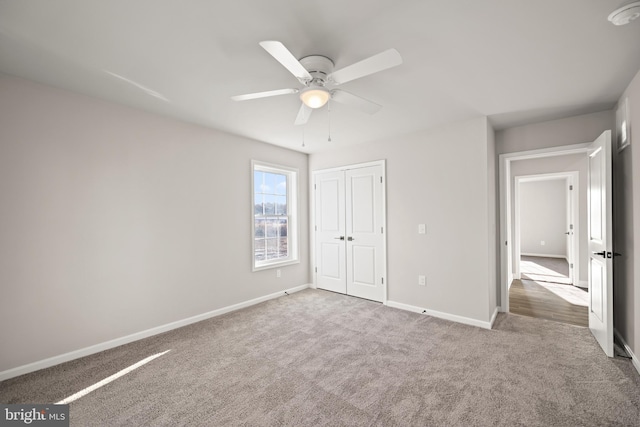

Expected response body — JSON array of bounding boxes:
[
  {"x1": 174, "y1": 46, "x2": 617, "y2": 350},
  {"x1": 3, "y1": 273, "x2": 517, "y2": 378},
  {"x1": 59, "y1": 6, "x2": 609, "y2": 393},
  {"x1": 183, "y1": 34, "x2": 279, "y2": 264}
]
[{"x1": 300, "y1": 87, "x2": 330, "y2": 109}]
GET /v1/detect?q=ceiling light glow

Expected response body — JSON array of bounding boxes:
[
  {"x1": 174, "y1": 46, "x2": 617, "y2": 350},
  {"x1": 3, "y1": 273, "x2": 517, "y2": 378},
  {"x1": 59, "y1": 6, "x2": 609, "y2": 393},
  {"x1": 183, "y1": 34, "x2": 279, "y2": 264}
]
[{"x1": 300, "y1": 87, "x2": 330, "y2": 109}]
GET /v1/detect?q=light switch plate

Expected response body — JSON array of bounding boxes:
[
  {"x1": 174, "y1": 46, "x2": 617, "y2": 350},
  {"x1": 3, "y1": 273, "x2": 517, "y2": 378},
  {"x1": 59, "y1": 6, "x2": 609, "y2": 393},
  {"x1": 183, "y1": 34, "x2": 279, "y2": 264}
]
[{"x1": 418, "y1": 224, "x2": 426, "y2": 234}]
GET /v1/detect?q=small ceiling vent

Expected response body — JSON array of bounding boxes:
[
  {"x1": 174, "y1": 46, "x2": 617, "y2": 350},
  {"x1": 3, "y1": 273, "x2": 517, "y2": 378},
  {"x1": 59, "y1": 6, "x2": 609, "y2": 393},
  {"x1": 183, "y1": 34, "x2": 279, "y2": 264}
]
[{"x1": 608, "y1": 1, "x2": 640, "y2": 25}]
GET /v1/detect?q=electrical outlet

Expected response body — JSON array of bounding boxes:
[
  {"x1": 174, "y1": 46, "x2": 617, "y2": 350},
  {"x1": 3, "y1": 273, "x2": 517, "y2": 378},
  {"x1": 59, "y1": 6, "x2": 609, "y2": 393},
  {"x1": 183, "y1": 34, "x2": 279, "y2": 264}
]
[
  {"x1": 540, "y1": 241, "x2": 546, "y2": 246},
  {"x1": 418, "y1": 224, "x2": 426, "y2": 234},
  {"x1": 418, "y1": 275, "x2": 426, "y2": 286},
  {"x1": 276, "y1": 269, "x2": 281, "y2": 278}
]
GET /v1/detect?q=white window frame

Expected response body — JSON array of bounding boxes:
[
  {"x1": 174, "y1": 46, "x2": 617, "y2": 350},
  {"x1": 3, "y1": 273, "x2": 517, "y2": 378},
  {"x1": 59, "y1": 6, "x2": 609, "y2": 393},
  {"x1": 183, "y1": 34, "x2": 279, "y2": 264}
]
[{"x1": 251, "y1": 160, "x2": 299, "y2": 271}]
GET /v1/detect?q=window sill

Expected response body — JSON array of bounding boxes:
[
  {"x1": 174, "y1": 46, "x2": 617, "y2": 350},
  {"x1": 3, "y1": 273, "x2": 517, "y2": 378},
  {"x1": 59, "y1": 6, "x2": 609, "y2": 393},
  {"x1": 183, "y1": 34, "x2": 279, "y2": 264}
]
[{"x1": 253, "y1": 259, "x2": 300, "y2": 272}]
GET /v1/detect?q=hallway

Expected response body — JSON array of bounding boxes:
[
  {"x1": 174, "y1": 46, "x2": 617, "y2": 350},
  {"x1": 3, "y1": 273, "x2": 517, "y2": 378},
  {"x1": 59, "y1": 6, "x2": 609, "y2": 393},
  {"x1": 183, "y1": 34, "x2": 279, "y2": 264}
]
[{"x1": 510, "y1": 256, "x2": 588, "y2": 327}]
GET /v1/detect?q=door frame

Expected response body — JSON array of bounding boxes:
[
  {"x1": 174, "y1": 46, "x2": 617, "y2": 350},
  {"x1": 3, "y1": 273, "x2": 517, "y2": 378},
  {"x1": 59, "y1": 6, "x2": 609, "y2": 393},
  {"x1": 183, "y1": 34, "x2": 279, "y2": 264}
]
[
  {"x1": 499, "y1": 143, "x2": 590, "y2": 312},
  {"x1": 513, "y1": 172, "x2": 579, "y2": 284},
  {"x1": 310, "y1": 160, "x2": 388, "y2": 304}
]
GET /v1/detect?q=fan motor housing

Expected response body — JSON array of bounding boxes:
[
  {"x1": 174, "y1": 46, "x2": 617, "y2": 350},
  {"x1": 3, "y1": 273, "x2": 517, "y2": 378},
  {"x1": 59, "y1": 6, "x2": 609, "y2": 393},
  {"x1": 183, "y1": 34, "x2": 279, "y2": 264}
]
[{"x1": 299, "y1": 55, "x2": 334, "y2": 82}]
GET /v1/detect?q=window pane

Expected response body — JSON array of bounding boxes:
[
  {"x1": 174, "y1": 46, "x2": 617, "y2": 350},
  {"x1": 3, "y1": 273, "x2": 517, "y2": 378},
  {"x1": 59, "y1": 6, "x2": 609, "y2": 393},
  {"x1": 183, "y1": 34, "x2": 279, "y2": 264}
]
[
  {"x1": 254, "y1": 218, "x2": 266, "y2": 238},
  {"x1": 254, "y1": 239, "x2": 265, "y2": 261},
  {"x1": 264, "y1": 194, "x2": 276, "y2": 215},
  {"x1": 253, "y1": 163, "x2": 297, "y2": 269},
  {"x1": 278, "y1": 218, "x2": 288, "y2": 237},
  {"x1": 266, "y1": 238, "x2": 278, "y2": 260},
  {"x1": 269, "y1": 172, "x2": 279, "y2": 195},
  {"x1": 259, "y1": 172, "x2": 273, "y2": 194},
  {"x1": 275, "y1": 174, "x2": 287, "y2": 195},
  {"x1": 278, "y1": 237, "x2": 288, "y2": 258},
  {"x1": 266, "y1": 218, "x2": 279, "y2": 238},
  {"x1": 275, "y1": 195, "x2": 287, "y2": 215},
  {"x1": 254, "y1": 194, "x2": 264, "y2": 215}
]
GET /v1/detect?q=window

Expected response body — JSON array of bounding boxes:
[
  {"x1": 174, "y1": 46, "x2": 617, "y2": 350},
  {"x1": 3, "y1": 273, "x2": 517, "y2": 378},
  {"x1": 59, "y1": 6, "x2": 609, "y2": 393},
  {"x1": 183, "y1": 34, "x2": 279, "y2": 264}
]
[{"x1": 252, "y1": 161, "x2": 298, "y2": 271}]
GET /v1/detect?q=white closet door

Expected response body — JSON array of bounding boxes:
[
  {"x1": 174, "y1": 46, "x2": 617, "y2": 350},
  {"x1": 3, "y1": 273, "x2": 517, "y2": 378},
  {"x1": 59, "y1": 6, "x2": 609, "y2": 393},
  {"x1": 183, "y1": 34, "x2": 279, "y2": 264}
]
[
  {"x1": 314, "y1": 170, "x2": 347, "y2": 294},
  {"x1": 345, "y1": 165, "x2": 385, "y2": 302},
  {"x1": 314, "y1": 163, "x2": 386, "y2": 303}
]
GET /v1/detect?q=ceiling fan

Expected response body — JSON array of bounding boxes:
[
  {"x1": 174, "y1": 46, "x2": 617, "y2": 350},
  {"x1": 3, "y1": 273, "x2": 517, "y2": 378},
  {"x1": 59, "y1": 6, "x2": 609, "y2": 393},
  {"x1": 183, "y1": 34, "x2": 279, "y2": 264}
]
[{"x1": 231, "y1": 41, "x2": 403, "y2": 125}]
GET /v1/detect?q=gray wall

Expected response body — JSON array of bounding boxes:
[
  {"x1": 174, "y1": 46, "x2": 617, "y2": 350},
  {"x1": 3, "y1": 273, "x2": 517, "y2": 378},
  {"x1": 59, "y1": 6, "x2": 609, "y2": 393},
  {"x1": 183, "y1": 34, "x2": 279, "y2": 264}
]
[
  {"x1": 614, "y1": 68, "x2": 640, "y2": 364},
  {"x1": 496, "y1": 110, "x2": 614, "y2": 155},
  {"x1": 310, "y1": 117, "x2": 496, "y2": 323},
  {"x1": 0, "y1": 76, "x2": 310, "y2": 373},
  {"x1": 519, "y1": 180, "x2": 567, "y2": 257}
]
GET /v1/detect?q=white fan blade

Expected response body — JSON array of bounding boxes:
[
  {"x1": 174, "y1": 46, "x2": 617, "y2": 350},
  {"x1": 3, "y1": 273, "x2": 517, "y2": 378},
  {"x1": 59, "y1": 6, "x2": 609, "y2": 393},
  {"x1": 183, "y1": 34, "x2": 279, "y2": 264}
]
[
  {"x1": 259, "y1": 41, "x2": 312, "y2": 82},
  {"x1": 294, "y1": 103, "x2": 313, "y2": 125},
  {"x1": 231, "y1": 88, "x2": 298, "y2": 101},
  {"x1": 329, "y1": 49, "x2": 402, "y2": 85},
  {"x1": 331, "y1": 90, "x2": 382, "y2": 114}
]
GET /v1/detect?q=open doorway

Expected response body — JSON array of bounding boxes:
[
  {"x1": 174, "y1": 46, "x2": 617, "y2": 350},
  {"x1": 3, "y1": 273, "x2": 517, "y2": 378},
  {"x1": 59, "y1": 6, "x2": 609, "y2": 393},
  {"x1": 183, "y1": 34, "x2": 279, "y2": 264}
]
[
  {"x1": 507, "y1": 168, "x2": 589, "y2": 327},
  {"x1": 500, "y1": 132, "x2": 615, "y2": 355}
]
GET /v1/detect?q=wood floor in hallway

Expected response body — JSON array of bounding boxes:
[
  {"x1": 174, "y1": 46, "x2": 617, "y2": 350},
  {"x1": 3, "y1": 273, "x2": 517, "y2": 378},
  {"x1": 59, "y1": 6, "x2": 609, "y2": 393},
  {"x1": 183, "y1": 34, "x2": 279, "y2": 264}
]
[{"x1": 509, "y1": 279, "x2": 588, "y2": 327}]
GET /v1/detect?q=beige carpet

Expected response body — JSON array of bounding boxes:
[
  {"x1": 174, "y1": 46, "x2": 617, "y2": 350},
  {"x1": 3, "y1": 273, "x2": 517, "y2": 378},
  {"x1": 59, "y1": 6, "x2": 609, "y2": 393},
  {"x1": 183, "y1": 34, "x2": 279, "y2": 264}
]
[{"x1": 1, "y1": 289, "x2": 639, "y2": 426}]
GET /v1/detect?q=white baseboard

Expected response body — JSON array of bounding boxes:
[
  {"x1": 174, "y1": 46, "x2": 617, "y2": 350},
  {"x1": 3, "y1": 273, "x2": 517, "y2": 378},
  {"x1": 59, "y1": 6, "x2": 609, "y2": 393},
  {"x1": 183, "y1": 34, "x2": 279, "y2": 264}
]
[
  {"x1": 521, "y1": 253, "x2": 567, "y2": 259},
  {"x1": 614, "y1": 329, "x2": 640, "y2": 376},
  {"x1": 386, "y1": 300, "x2": 494, "y2": 330},
  {"x1": 0, "y1": 284, "x2": 310, "y2": 382}
]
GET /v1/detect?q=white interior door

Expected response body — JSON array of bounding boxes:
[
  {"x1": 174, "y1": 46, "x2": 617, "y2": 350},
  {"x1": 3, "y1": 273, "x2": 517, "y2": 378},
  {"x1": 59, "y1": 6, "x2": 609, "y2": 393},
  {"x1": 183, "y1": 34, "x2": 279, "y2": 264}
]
[
  {"x1": 587, "y1": 130, "x2": 613, "y2": 357},
  {"x1": 566, "y1": 177, "x2": 575, "y2": 285},
  {"x1": 314, "y1": 170, "x2": 346, "y2": 294},
  {"x1": 345, "y1": 166, "x2": 385, "y2": 302},
  {"x1": 314, "y1": 163, "x2": 386, "y2": 302}
]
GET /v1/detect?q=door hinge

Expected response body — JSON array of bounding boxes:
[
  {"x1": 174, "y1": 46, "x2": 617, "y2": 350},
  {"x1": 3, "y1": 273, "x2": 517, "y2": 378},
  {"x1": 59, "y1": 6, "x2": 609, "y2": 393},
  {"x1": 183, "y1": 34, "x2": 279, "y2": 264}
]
[
  {"x1": 569, "y1": 185, "x2": 573, "y2": 191},
  {"x1": 315, "y1": 267, "x2": 317, "y2": 273},
  {"x1": 380, "y1": 176, "x2": 383, "y2": 184},
  {"x1": 381, "y1": 226, "x2": 384, "y2": 234},
  {"x1": 570, "y1": 263, "x2": 574, "y2": 269},
  {"x1": 381, "y1": 277, "x2": 384, "y2": 284},
  {"x1": 315, "y1": 225, "x2": 317, "y2": 231},
  {"x1": 570, "y1": 224, "x2": 574, "y2": 230},
  {"x1": 314, "y1": 184, "x2": 317, "y2": 190}
]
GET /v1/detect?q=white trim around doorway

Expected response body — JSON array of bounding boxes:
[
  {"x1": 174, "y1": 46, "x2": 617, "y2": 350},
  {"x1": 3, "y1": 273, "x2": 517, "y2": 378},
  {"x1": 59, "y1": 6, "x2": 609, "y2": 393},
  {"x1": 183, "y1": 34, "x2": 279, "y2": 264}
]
[{"x1": 499, "y1": 143, "x2": 591, "y2": 312}]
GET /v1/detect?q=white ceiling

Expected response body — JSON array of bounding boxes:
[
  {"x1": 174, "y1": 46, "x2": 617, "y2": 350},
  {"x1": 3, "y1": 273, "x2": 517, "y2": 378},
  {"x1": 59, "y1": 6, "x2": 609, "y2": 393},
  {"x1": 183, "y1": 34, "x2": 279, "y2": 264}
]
[{"x1": 1, "y1": 0, "x2": 639, "y2": 153}]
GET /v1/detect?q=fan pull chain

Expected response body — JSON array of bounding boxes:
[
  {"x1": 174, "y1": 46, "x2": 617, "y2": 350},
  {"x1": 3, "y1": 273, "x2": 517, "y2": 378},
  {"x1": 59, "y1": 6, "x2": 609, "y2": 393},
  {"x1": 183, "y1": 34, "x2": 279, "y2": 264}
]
[
  {"x1": 327, "y1": 101, "x2": 332, "y2": 142},
  {"x1": 302, "y1": 127, "x2": 306, "y2": 148}
]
